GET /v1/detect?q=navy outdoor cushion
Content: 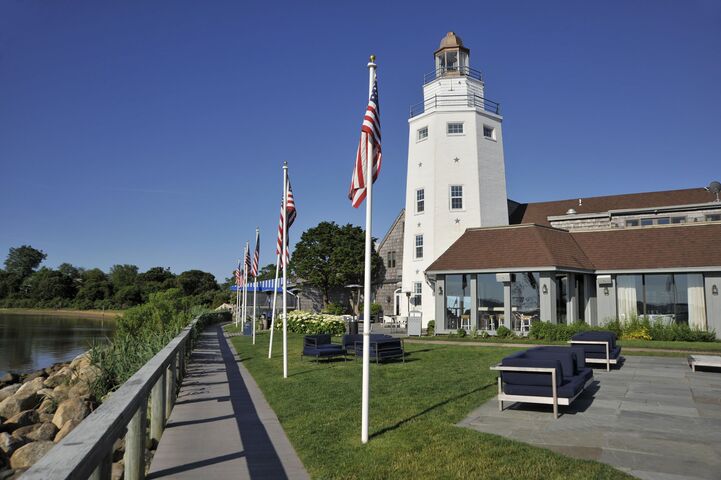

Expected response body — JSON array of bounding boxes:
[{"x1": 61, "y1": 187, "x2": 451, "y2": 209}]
[
  {"x1": 525, "y1": 348, "x2": 577, "y2": 378},
  {"x1": 572, "y1": 331, "x2": 617, "y2": 351},
  {"x1": 504, "y1": 375, "x2": 585, "y2": 398},
  {"x1": 500, "y1": 356, "x2": 563, "y2": 387},
  {"x1": 585, "y1": 345, "x2": 622, "y2": 360},
  {"x1": 303, "y1": 345, "x2": 345, "y2": 358}
]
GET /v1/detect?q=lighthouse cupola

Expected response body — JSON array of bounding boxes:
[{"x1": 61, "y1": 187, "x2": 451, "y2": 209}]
[{"x1": 434, "y1": 32, "x2": 470, "y2": 77}]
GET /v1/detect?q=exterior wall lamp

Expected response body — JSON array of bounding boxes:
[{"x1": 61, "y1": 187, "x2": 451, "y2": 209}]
[
  {"x1": 438, "y1": 285, "x2": 444, "y2": 296},
  {"x1": 713, "y1": 285, "x2": 719, "y2": 296},
  {"x1": 542, "y1": 284, "x2": 548, "y2": 295},
  {"x1": 603, "y1": 287, "x2": 610, "y2": 296}
]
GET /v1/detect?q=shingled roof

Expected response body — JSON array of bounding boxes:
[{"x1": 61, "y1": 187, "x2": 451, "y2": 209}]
[
  {"x1": 426, "y1": 222, "x2": 721, "y2": 273},
  {"x1": 509, "y1": 188, "x2": 716, "y2": 226}
]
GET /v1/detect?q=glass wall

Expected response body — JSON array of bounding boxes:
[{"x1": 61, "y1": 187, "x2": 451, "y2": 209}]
[
  {"x1": 477, "y1": 274, "x2": 504, "y2": 330},
  {"x1": 616, "y1": 273, "x2": 707, "y2": 328},
  {"x1": 445, "y1": 274, "x2": 471, "y2": 331},
  {"x1": 512, "y1": 272, "x2": 540, "y2": 328},
  {"x1": 556, "y1": 275, "x2": 568, "y2": 324}
]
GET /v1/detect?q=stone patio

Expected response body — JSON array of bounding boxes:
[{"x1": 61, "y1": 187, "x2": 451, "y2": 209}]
[{"x1": 459, "y1": 356, "x2": 721, "y2": 480}]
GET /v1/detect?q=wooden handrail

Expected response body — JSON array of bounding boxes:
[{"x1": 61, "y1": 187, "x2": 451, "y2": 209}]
[{"x1": 24, "y1": 315, "x2": 203, "y2": 480}]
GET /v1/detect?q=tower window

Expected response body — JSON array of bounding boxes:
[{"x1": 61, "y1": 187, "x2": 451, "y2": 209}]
[
  {"x1": 626, "y1": 219, "x2": 639, "y2": 227},
  {"x1": 671, "y1": 216, "x2": 686, "y2": 224},
  {"x1": 416, "y1": 188, "x2": 425, "y2": 213},
  {"x1": 387, "y1": 251, "x2": 396, "y2": 268},
  {"x1": 417, "y1": 126, "x2": 428, "y2": 141},
  {"x1": 707, "y1": 214, "x2": 721, "y2": 222},
  {"x1": 450, "y1": 185, "x2": 464, "y2": 210},
  {"x1": 413, "y1": 282, "x2": 422, "y2": 307},
  {"x1": 447, "y1": 122, "x2": 464, "y2": 135},
  {"x1": 483, "y1": 125, "x2": 495, "y2": 139},
  {"x1": 415, "y1": 235, "x2": 423, "y2": 259}
]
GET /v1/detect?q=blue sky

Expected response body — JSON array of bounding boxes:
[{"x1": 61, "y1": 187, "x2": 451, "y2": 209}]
[{"x1": 1, "y1": 0, "x2": 720, "y2": 282}]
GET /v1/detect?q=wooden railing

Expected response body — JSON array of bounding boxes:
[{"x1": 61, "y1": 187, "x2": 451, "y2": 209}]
[{"x1": 24, "y1": 315, "x2": 205, "y2": 480}]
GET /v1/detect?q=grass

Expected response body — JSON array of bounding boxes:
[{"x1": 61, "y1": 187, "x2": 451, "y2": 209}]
[
  {"x1": 413, "y1": 335, "x2": 721, "y2": 352},
  {"x1": 229, "y1": 330, "x2": 632, "y2": 479}
]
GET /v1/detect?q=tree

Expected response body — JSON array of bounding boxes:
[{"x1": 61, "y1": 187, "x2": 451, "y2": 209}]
[
  {"x1": 292, "y1": 222, "x2": 384, "y2": 309},
  {"x1": 77, "y1": 268, "x2": 112, "y2": 303},
  {"x1": 176, "y1": 270, "x2": 218, "y2": 296},
  {"x1": 109, "y1": 264, "x2": 139, "y2": 290},
  {"x1": 140, "y1": 267, "x2": 175, "y2": 284},
  {"x1": 4, "y1": 245, "x2": 46, "y2": 279},
  {"x1": 22, "y1": 267, "x2": 77, "y2": 301},
  {"x1": 256, "y1": 263, "x2": 277, "y2": 281}
]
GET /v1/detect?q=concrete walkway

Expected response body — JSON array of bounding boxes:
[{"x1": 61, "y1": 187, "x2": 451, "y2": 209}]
[
  {"x1": 460, "y1": 356, "x2": 721, "y2": 480},
  {"x1": 147, "y1": 324, "x2": 309, "y2": 480}
]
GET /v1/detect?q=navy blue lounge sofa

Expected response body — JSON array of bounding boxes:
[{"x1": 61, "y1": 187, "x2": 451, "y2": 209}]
[
  {"x1": 342, "y1": 334, "x2": 404, "y2": 364},
  {"x1": 302, "y1": 334, "x2": 346, "y2": 361},
  {"x1": 491, "y1": 347, "x2": 594, "y2": 418},
  {"x1": 569, "y1": 331, "x2": 622, "y2": 371}
]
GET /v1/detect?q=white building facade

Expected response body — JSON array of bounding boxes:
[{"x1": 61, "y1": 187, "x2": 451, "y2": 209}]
[{"x1": 401, "y1": 32, "x2": 510, "y2": 326}]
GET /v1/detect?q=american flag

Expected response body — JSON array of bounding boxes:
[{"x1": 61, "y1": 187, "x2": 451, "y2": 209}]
[
  {"x1": 244, "y1": 245, "x2": 251, "y2": 277},
  {"x1": 348, "y1": 77, "x2": 381, "y2": 208},
  {"x1": 251, "y1": 230, "x2": 260, "y2": 278},
  {"x1": 234, "y1": 260, "x2": 242, "y2": 286},
  {"x1": 275, "y1": 179, "x2": 296, "y2": 267}
]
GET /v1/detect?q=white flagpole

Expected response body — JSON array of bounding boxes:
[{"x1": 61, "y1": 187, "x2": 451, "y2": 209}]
[
  {"x1": 252, "y1": 227, "x2": 259, "y2": 345},
  {"x1": 361, "y1": 55, "x2": 376, "y2": 444},
  {"x1": 235, "y1": 259, "x2": 241, "y2": 328},
  {"x1": 242, "y1": 242, "x2": 249, "y2": 328},
  {"x1": 268, "y1": 254, "x2": 280, "y2": 358},
  {"x1": 282, "y1": 161, "x2": 289, "y2": 379}
]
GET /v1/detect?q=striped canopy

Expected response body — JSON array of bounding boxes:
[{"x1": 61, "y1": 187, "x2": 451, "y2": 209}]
[{"x1": 230, "y1": 279, "x2": 292, "y2": 293}]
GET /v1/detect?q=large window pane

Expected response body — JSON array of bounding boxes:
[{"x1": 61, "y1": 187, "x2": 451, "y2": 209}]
[
  {"x1": 644, "y1": 274, "x2": 674, "y2": 317},
  {"x1": 617, "y1": 274, "x2": 644, "y2": 321},
  {"x1": 556, "y1": 275, "x2": 568, "y2": 324},
  {"x1": 677, "y1": 273, "x2": 707, "y2": 329},
  {"x1": 445, "y1": 274, "x2": 470, "y2": 331},
  {"x1": 477, "y1": 274, "x2": 504, "y2": 330},
  {"x1": 512, "y1": 272, "x2": 540, "y2": 318}
]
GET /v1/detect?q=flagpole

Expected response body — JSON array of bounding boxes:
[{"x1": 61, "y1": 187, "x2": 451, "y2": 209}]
[
  {"x1": 243, "y1": 242, "x2": 249, "y2": 328},
  {"x1": 361, "y1": 55, "x2": 376, "y2": 445},
  {"x1": 252, "y1": 227, "x2": 259, "y2": 345},
  {"x1": 282, "y1": 161, "x2": 289, "y2": 379},
  {"x1": 268, "y1": 254, "x2": 280, "y2": 358},
  {"x1": 235, "y1": 259, "x2": 241, "y2": 328}
]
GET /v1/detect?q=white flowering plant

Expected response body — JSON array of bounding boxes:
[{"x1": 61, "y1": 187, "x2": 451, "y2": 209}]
[{"x1": 273, "y1": 310, "x2": 345, "y2": 335}]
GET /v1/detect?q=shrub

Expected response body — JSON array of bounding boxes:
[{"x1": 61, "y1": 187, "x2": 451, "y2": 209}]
[
  {"x1": 495, "y1": 325, "x2": 514, "y2": 338},
  {"x1": 470, "y1": 328, "x2": 479, "y2": 339},
  {"x1": 273, "y1": 310, "x2": 345, "y2": 335},
  {"x1": 456, "y1": 328, "x2": 467, "y2": 337},
  {"x1": 426, "y1": 320, "x2": 435, "y2": 336},
  {"x1": 322, "y1": 302, "x2": 346, "y2": 315}
]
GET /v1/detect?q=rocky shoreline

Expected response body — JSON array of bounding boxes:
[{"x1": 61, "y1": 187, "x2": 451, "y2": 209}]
[{"x1": 0, "y1": 354, "x2": 124, "y2": 479}]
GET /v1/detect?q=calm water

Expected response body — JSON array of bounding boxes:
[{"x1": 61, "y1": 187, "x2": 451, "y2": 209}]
[{"x1": 0, "y1": 313, "x2": 116, "y2": 377}]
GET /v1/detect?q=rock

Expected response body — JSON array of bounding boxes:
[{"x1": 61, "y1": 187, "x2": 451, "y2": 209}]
[
  {"x1": 112, "y1": 437, "x2": 124, "y2": 461},
  {"x1": 75, "y1": 365, "x2": 100, "y2": 387},
  {"x1": 0, "y1": 374, "x2": 18, "y2": 386},
  {"x1": 9, "y1": 441, "x2": 54, "y2": 469},
  {"x1": 51, "y1": 384, "x2": 70, "y2": 404},
  {"x1": 53, "y1": 419, "x2": 80, "y2": 443},
  {"x1": 43, "y1": 367, "x2": 71, "y2": 389},
  {"x1": 37, "y1": 398, "x2": 55, "y2": 415},
  {"x1": 69, "y1": 353, "x2": 90, "y2": 371},
  {"x1": 0, "y1": 432, "x2": 25, "y2": 457},
  {"x1": 0, "y1": 468, "x2": 14, "y2": 480},
  {"x1": 37, "y1": 413, "x2": 53, "y2": 424},
  {"x1": 14, "y1": 378, "x2": 44, "y2": 399},
  {"x1": 7, "y1": 468, "x2": 25, "y2": 479},
  {"x1": 9, "y1": 425, "x2": 35, "y2": 440},
  {"x1": 25, "y1": 423, "x2": 58, "y2": 442},
  {"x1": 68, "y1": 382, "x2": 90, "y2": 399},
  {"x1": 111, "y1": 461, "x2": 124, "y2": 480},
  {"x1": 4, "y1": 411, "x2": 39, "y2": 432},
  {"x1": 52, "y1": 399, "x2": 89, "y2": 429},
  {"x1": 0, "y1": 395, "x2": 39, "y2": 420},
  {"x1": 20, "y1": 371, "x2": 45, "y2": 384},
  {"x1": 0, "y1": 386, "x2": 20, "y2": 404}
]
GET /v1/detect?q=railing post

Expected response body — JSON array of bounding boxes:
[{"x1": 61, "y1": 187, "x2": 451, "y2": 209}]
[
  {"x1": 124, "y1": 401, "x2": 147, "y2": 480},
  {"x1": 89, "y1": 450, "x2": 112, "y2": 480},
  {"x1": 150, "y1": 371, "x2": 166, "y2": 445},
  {"x1": 165, "y1": 355, "x2": 176, "y2": 419}
]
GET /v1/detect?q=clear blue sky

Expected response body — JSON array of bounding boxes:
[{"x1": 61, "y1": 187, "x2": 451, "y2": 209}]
[{"x1": 1, "y1": 0, "x2": 720, "y2": 282}]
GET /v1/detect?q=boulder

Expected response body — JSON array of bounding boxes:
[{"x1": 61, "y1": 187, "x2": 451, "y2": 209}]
[
  {"x1": 43, "y1": 367, "x2": 71, "y2": 389},
  {"x1": 20, "y1": 371, "x2": 45, "y2": 384},
  {"x1": 68, "y1": 382, "x2": 90, "y2": 399},
  {"x1": 0, "y1": 374, "x2": 18, "y2": 386},
  {"x1": 9, "y1": 425, "x2": 35, "y2": 440},
  {"x1": 4, "y1": 410, "x2": 39, "y2": 432},
  {"x1": 0, "y1": 394, "x2": 40, "y2": 420},
  {"x1": 25, "y1": 423, "x2": 58, "y2": 442},
  {"x1": 9, "y1": 441, "x2": 54, "y2": 469},
  {"x1": 51, "y1": 384, "x2": 70, "y2": 404},
  {"x1": 0, "y1": 386, "x2": 20, "y2": 404},
  {"x1": 69, "y1": 353, "x2": 90, "y2": 371},
  {"x1": 74, "y1": 365, "x2": 100, "y2": 386},
  {"x1": 37, "y1": 413, "x2": 53, "y2": 424},
  {"x1": 0, "y1": 433, "x2": 25, "y2": 457},
  {"x1": 14, "y1": 378, "x2": 44, "y2": 399},
  {"x1": 53, "y1": 419, "x2": 80, "y2": 443},
  {"x1": 52, "y1": 399, "x2": 89, "y2": 429},
  {"x1": 37, "y1": 398, "x2": 55, "y2": 415}
]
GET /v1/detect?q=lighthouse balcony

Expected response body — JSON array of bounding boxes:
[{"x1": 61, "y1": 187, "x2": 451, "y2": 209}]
[
  {"x1": 409, "y1": 93, "x2": 501, "y2": 118},
  {"x1": 424, "y1": 65, "x2": 484, "y2": 84}
]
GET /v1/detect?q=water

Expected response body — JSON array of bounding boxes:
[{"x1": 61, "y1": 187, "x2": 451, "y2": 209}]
[{"x1": 0, "y1": 313, "x2": 116, "y2": 377}]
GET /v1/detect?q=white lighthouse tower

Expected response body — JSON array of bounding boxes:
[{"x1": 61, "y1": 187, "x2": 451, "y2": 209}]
[{"x1": 401, "y1": 32, "x2": 509, "y2": 326}]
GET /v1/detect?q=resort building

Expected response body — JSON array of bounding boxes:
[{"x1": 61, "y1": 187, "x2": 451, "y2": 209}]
[{"x1": 383, "y1": 32, "x2": 721, "y2": 337}]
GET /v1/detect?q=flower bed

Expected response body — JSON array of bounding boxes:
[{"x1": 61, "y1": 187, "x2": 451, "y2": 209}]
[{"x1": 273, "y1": 310, "x2": 345, "y2": 335}]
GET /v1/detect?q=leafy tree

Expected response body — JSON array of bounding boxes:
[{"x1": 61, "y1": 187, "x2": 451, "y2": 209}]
[
  {"x1": 109, "y1": 264, "x2": 139, "y2": 290},
  {"x1": 292, "y1": 222, "x2": 384, "y2": 309},
  {"x1": 114, "y1": 285, "x2": 143, "y2": 307},
  {"x1": 140, "y1": 267, "x2": 175, "y2": 284},
  {"x1": 176, "y1": 270, "x2": 218, "y2": 296},
  {"x1": 4, "y1": 245, "x2": 46, "y2": 279},
  {"x1": 256, "y1": 263, "x2": 277, "y2": 281},
  {"x1": 22, "y1": 267, "x2": 77, "y2": 301},
  {"x1": 77, "y1": 268, "x2": 112, "y2": 303}
]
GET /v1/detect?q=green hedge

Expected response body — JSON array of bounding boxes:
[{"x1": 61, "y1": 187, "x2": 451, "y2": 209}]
[
  {"x1": 273, "y1": 310, "x2": 346, "y2": 335},
  {"x1": 528, "y1": 318, "x2": 716, "y2": 343}
]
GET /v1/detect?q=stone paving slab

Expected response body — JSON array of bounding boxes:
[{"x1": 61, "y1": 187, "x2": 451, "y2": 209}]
[
  {"x1": 459, "y1": 356, "x2": 721, "y2": 480},
  {"x1": 147, "y1": 324, "x2": 309, "y2": 480}
]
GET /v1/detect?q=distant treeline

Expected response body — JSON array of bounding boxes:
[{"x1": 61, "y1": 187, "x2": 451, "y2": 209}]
[{"x1": 0, "y1": 245, "x2": 237, "y2": 310}]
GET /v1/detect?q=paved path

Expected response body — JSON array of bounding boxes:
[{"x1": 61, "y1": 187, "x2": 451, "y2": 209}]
[
  {"x1": 147, "y1": 324, "x2": 309, "y2": 480},
  {"x1": 460, "y1": 356, "x2": 721, "y2": 480}
]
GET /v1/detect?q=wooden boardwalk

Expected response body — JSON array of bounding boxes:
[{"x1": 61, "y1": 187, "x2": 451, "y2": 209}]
[{"x1": 147, "y1": 324, "x2": 309, "y2": 479}]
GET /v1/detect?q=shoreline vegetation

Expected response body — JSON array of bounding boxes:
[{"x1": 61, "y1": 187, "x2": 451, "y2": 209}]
[{"x1": 0, "y1": 308, "x2": 122, "y2": 319}]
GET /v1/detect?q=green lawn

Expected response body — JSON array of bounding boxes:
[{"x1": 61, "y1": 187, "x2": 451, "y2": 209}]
[{"x1": 229, "y1": 331, "x2": 632, "y2": 479}]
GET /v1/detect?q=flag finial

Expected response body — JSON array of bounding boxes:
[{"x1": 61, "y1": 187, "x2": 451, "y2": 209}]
[{"x1": 369, "y1": 54, "x2": 376, "y2": 62}]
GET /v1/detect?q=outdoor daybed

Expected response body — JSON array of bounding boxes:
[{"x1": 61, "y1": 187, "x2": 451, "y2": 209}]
[
  {"x1": 302, "y1": 334, "x2": 346, "y2": 361},
  {"x1": 569, "y1": 331, "x2": 622, "y2": 371},
  {"x1": 491, "y1": 347, "x2": 594, "y2": 418},
  {"x1": 342, "y1": 334, "x2": 405, "y2": 364}
]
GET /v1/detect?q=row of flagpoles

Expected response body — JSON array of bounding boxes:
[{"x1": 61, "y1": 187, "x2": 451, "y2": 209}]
[{"x1": 234, "y1": 55, "x2": 381, "y2": 444}]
